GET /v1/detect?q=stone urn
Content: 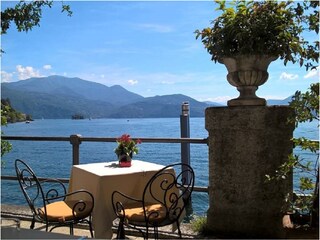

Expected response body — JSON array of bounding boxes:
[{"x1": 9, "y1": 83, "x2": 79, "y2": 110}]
[{"x1": 219, "y1": 55, "x2": 278, "y2": 106}]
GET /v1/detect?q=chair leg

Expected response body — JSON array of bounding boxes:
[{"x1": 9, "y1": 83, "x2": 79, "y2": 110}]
[
  {"x1": 88, "y1": 220, "x2": 94, "y2": 238},
  {"x1": 30, "y1": 217, "x2": 35, "y2": 229},
  {"x1": 145, "y1": 226, "x2": 149, "y2": 240},
  {"x1": 153, "y1": 226, "x2": 158, "y2": 240},
  {"x1": 70, "y1": 223, "x2": 74, "y2": 235},
  {"x1": 117, "y1": 219, "x2": 125, "y2": 239},
  {"x1": 176, "y1": 221, "x2": 182, "y2": 238}
]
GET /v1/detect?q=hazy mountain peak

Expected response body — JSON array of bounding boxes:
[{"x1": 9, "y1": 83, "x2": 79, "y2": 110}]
[{"x1": 1, "y1": 75, "x2": 290, "y2": 118}]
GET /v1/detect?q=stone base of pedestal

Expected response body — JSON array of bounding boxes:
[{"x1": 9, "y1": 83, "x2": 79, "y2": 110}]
[
  {"x1": 227, "y1": 86, "x2": 267, "y2": 106},
  {"x1": 205, "y1": 106, "x2": 295, "y2": 238},
  {"x1": 227, "y1": 96, "x2": 266, "y2": 106}
]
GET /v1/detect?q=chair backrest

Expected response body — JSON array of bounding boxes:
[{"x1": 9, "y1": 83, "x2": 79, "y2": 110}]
[
  {"x1": 142, "y1": 162, "x2": 194, "y2": 225},
  {"x1": 14, "y1": 159, "x2": 67, "y2": 221}
]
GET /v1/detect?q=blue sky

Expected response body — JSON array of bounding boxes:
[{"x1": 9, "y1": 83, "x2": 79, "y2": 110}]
[{"x1": 1, "y1": 0, "x2": 319, "y2": 104}]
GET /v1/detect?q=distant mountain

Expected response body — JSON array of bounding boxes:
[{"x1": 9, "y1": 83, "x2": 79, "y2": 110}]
[
  {"x1": 1, "y1": 75, "x2": 218, "y2": 118},
  {"x1": 204, "y1": 98, "x2": 292, "y2": 106},
  {"x1": 267, "y1": 96, "x2": 293, "y2": 105},
  {"x1": 204, "y1": 101, "x2": 225, "y2": 106},
  {"x1": 1, "y1": 84, "x2": 116, "y2": 118},
  {"x1": 2, "y1": 75, "x2": 291, "y2": 119},
  {"x1": 3, "y1": 75, "x2": 143, "y2": 106},
  {"x1": 109, "y1": 94, "x2": 209, "y2": 118}
]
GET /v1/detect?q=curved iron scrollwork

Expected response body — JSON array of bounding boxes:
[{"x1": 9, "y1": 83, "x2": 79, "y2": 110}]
[
  {"x1": 15, "y1": 159, "x2": 94, "y2": 237},
  {"x1": 111, "y1": 162, "x2": 195, "y2": 239}
]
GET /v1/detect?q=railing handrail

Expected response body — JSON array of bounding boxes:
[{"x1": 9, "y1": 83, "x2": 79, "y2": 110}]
[
  {"x1": 3, "y1": 135, "x2": 318, "y2": 144},
  {"x1": 1, "y1": 135, "x2": 209, "y2": 193},
  {"x1": 2, "y1": 135, "x2": 208, "y2": 144},
  {"x1": 1, "y1": 175, "x2": 209, "y2": 193}
]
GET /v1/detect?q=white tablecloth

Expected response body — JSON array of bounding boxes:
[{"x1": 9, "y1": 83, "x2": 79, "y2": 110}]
[{"x1": 68, "y1": 160, "x2": 168, "y2": 239}]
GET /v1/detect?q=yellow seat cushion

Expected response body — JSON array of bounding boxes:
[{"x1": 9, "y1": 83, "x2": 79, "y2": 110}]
[
  {"x1": 123, "y1": 202, "x2": 167, "y2": 223},
  {"x1": 39, "y1": 200, "x2": 93, "y2": 222}
]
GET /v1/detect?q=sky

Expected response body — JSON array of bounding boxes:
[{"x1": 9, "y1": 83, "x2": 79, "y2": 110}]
[{"x1": 1, "y1": 0, "x2": 319, "y2": 104}]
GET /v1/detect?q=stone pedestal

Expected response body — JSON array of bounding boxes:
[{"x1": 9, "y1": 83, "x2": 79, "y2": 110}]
[{"x1": 205, "y1": 106, "x2": 294, "y2": 238}]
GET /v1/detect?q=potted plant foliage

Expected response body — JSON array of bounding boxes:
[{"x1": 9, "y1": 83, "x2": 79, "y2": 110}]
[{"x1": 195, "y1": 0, "x2": 318, "y2": 106}]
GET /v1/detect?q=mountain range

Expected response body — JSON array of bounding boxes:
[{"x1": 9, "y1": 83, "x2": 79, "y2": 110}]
[{"x1": 1, "y1": 75, "x2": 291, "y2": 119}]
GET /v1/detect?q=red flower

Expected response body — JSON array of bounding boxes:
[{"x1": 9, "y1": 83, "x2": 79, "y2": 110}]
[{"x1": 115, "y1": 134, "x2": 142, "y2": 157}]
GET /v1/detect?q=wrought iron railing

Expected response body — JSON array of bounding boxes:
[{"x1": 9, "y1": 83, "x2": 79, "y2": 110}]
[{"x1": 1, "y1": 135, "x2": 209, "y2": 193}]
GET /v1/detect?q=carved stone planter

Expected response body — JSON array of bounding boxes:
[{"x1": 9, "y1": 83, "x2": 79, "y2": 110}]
[{"x1": 219, "y1": 55, "x2": 277, "y2": 106}]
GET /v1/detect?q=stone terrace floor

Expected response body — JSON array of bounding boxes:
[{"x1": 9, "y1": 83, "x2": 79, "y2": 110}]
[
  {"x1": 1, "y1": 204, "x2": 199, "y2": 239},
  {"x1": 1, "y1": 204, "x2": 319, "y2": 239}
]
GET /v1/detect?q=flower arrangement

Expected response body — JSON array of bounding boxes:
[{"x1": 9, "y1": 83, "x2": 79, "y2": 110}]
[{"x1": 114, "y1": 134, "x2": 141, "y2": 160}]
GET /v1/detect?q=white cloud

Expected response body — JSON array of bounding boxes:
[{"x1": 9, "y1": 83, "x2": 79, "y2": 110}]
[
  {"x1": 279, "y1": 72, "x2": 299, "y2": 80},
  {"x1": 16, "y1": 65, "x2": 42, "y2": 80},
  {"x1": 43, "y1": 64, "x2": 52, "y2": 70},
  {"x1": 136, "y1": 23, "x2": 174, "y2": 33},
  {"x1": 262, "y1": 95, "x2": 287, "y2": 100},
  {"x1": 161, "y1": 80, "x2": 175, "y2": 85},
  {"x1": 128, "y1": 79, "x2": 138, "y2": 85},
  {"x1": 199, "y1": 96, "x2": 233, "y2": 104},
  {"x1": 304, "y1": 68, "x2": 319, "y2": 79},
  {"x1": 1, "y1": 71, "x2": 13, "y2": 82}
]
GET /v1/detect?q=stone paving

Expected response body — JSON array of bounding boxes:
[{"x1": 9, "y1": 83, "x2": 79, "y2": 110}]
[
  {"x1": 1, "y1": 204, "x2": 199, "y2": 239},
  {"x1": 4, "y1": 204, "x2": 317, "y2": 239},
  {"x1": 14, "y1": 219, "x2": 198, "y2": 239}
]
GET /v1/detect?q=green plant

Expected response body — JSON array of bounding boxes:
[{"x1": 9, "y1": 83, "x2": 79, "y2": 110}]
[
  {"x1": 289, "y1": 83, "x2": 319, "y2": 227},
  {"x1": 1, "y1": 105, "x2": 12, "y2": 159},
  {"x1": 114, "y1": 134, "x2": 141, "y2": 157},
  {"x1": 195, "y1": 0, "x2": 319, "y2": 69},
  {"x1": 266, "y1": 83, "x2": 319, "y2": 227},
  {"x1": 190, "y1": 215, "x2": 209, "y2": 235}
]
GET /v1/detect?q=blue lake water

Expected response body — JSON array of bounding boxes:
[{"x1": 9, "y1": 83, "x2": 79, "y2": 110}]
[{"x1": 1, "y1": 118, "x2": 318, "y2": 216}]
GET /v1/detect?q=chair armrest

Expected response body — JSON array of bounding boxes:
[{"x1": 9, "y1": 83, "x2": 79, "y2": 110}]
[
  {"x1": 112, "y1": 190, "x2": 141, "y2": 202},
  {"x1": 67, "y1": 190, "x2": 94, "y2": 218},
  {"x1": 66, "y1": 189, "x2": 94, "y2": 201},
  {"x1": 46, "y1": 189, "x2": 93, "y2": 203},
  {"x1": 40, "y1": 179, "x2": 67, "y2": 203},
  {"x1": 45, "y1": 189, "x2": 94, "y2": 219},
  {"x1": 112, "y1": 191, "x2": 142, "y2": 218}
]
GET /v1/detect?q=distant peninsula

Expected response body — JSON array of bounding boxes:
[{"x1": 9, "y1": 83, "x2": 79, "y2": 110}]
[{"x1": 1, "y1": 98, "x2": 33, "y2": 123}]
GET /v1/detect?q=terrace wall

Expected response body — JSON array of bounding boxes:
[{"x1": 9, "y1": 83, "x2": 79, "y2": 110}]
[{"x1": 205, "y1": 106, "x2": 294, "y2": 238}]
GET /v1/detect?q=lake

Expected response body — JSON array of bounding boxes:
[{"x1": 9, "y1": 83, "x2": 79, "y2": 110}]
[{"x1": 1, "y1": 118, "x2": 318, "y2": 216}]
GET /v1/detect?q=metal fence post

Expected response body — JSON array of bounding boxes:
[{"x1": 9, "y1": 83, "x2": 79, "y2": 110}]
[
  {"x1": 180, "y1": 101, "x2": 190, "y2": 168},
  {"x1": 180, "y1": 102, "x2": 192, "y2": 209},
  {"x1": 70, "y1": 134, "x2": 82, "y2": 165}
]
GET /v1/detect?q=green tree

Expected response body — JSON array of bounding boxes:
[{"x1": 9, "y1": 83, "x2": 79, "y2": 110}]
[
  {"x1": 260, "y1": 0, "x2": 319, "y2": 228},
  {"x1": 1, "y1": 99, "x2": 34, "y2": 160},
  {"x1": 1, "y1": 0, "x2": 72, "y2": 35},
  {"x1": 1, "y1": 105, "x2": 12, "y2": 158},
  {"x1": 266, "y1": 83, "x2": 319, "y2": 227},
  {"x1": 1, "y1": 0, "x2": 72, "y2": 53},
  {"x1": 289, "y1": 83, "x2": 319, "y2": 227}
]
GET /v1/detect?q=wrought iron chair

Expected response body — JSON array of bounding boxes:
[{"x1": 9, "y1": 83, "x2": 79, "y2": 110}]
[
  {"x1": 14, "y1": 159, "x2": 94, "y2": 237},
  {"x1": 112, "y1": 162, "x2": 195, "y2": 239}
]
